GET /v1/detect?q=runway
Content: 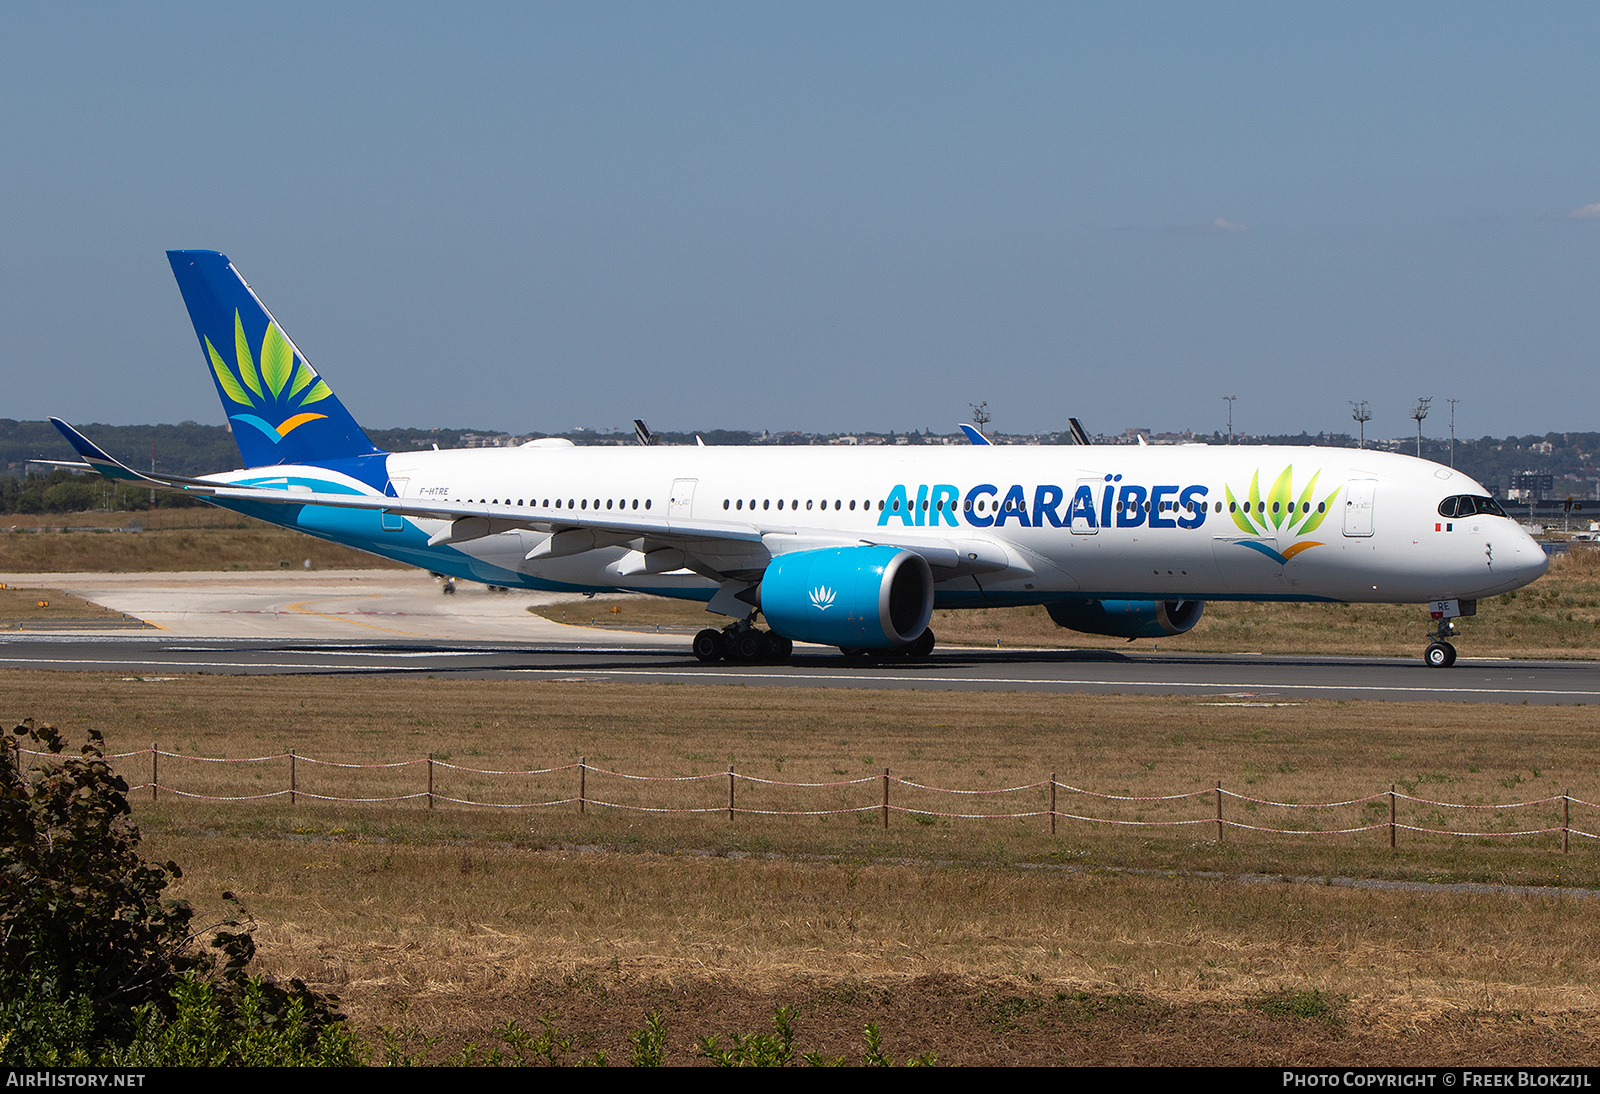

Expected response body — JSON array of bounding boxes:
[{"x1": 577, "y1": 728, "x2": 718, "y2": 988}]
[{"x1": 2, "y1": 570, "x2": 1596, "y2": 702}]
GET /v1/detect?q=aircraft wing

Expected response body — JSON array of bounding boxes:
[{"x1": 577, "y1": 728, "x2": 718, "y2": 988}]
[{"x1": 51, "y1": 418, "x2": 1011, "y2": 580}]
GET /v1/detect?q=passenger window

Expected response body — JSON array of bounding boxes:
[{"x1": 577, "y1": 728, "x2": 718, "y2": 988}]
[{"x1": 723, "y1": 499, "x2": 730, "y2": 510}]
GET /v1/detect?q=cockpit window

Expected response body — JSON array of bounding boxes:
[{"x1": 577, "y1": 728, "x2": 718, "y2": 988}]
[{"x1": 1438, "y1": 495, "x2": 1507, "y2": 519}]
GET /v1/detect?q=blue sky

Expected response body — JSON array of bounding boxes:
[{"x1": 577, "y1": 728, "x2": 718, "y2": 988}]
[{"x1": 3, "y1": 3, "x2": 1597, "y2": 441}]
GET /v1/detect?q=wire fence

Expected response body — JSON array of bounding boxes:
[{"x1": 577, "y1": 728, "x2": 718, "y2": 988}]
[{"x1": 10, "y1": 740, "x2": 1593, "y2": 851}]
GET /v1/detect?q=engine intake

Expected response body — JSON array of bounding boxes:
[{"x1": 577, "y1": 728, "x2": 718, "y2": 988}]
[{"x1": 760, "y1": 546, "x2": 934, "y2": 649}]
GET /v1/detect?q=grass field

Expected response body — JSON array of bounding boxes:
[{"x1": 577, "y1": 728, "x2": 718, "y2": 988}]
[
  {"x1": 0, "y1": 515, "x2": 405, "y2": 573},
  {"x1": 0, "y1": 585, "x2": 141, "y2": 626},
  {"x1": 9, "y1": 671, "x2": 1600, "y2": 1064}
]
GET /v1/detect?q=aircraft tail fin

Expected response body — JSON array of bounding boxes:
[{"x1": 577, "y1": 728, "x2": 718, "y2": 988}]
[{"x1": 166, "y1": 250, "x2": 382, "y2": 468}]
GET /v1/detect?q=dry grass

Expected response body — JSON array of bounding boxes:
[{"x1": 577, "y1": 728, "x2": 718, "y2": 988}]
[
  {"x1": 12, "y1": 671, "x2": 1597, "y2": 885},
  {"x1": 5, "y1": 507, "x2": 262, "y2": 531},
  {"x1": 0, "y1": 524, "x2": 404, "y2": 572},
  {"x1": 9, "y1": 670, "x2": 1600, "y2": 1061},
  {"x1": 0, "y1": 586, "x2": 139, "y2": 625}
]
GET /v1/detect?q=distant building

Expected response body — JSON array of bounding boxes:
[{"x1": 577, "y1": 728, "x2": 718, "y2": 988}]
[{"x1": 1508, "y1": 472, "x2": 1554, "y2": 502}]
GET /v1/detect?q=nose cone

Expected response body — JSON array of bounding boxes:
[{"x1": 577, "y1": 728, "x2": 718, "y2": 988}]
[{"x1": 1507, "y1": 527, "x2": 1551, "y2": 589}]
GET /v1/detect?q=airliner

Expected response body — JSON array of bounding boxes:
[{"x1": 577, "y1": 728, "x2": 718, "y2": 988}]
[{"x1": 52, "y1": 250, "x2": 1549, "y2": 667}]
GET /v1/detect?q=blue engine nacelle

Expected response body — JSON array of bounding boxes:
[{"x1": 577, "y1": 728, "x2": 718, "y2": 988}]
[
  {"x1": 759, "y1": 545, "x2": 934, "y2": 649},
  {"x1": 1045, "y1": 597, "x2": 1204, "y2": 639}
]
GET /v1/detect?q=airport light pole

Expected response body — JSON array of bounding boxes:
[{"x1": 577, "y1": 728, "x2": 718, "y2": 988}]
[
  {"x1": 1446, "y1": 397, "x2": 1459, "y2": 468},
  {"x1": 1411, "y1": 397, "x2": 1431, "y2": 459},
  {"x1": 1349, "y1": 400, "x2": 1370, "y2": 450},
  {"x1": 1223, "y1": 395, "x2": 1236, "y2": 444}
]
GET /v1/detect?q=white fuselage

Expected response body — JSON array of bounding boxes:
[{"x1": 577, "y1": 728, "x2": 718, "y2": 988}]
[{"x1": 211, "y1": 441, "x2": 1548, "y2": 610}]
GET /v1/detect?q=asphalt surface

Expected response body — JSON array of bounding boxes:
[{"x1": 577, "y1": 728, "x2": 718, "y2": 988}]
[
  {"x1": 1, "y1": 569, "x2": 1595, "y2": 701},
  {"x1": 1, "y1": 634, "x2": 1596, "y2": 703}
]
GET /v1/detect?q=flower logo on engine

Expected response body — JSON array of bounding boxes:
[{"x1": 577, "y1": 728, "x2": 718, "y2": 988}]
[{"x1": 809, "y1": 585, "x2": 836, "y2": 611}]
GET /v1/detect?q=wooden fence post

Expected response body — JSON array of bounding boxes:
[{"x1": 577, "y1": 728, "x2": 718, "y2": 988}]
[
  {"x1": 1390, "y1": 784, "x2": 1396, "y2": 849},
  {"x1": 1215, "y1": 781, "x2": 1223, "y2": 843},
  {"x1": 579, "y1": 757, "x2": 586, "y2": 814},
  {"x1": 882, "y1": 768, "x2": 890, "y2": 829},
  {"x1": 427, "y1": 753, "x2": 435, "y2": 810},
  {"x1": 1564, "y1": 790, "x2": 1570, "y2": 854},
  {"x1": 289, "y1": 749, "x2": 296, "y2": 806},
  {"x1": 1050, "y1": 772, "x2": 1057, "y2": 836},
  {"x1": 151, "y1": 742, "x2": 158, "y2": 803},
  {"x1": 728, "y1": 764, "x2": 735, "y2": 821}
]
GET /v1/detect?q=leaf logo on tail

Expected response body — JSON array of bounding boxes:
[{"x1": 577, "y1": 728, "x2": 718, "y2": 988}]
[
  {"x1": 1224, "y1": 466, "x2": 1340, "y2": 565},
  {"x1": 205, "y1": 310, "x2": 331, "y2": 443}
]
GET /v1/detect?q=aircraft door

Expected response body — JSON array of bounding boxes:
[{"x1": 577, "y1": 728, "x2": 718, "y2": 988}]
[
  {"x1": 382, "y1": 478, "x2": 409, "y2": 532},
  {"x1": 669, "y1": 478, "x2": 697, "y2": 522},
  {"x1": 1343, "y1": 480, "x2": 1376, "y2": 537}
]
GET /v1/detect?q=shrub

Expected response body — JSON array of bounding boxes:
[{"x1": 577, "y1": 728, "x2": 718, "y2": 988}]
[{"x1": 0, "y1": 719, "x2": 357, "y2": 1065}]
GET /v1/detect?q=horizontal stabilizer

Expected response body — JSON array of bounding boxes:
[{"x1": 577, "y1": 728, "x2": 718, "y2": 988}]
[{"x1": 50, "y1": 419, "x2": 157, "y2": 483}]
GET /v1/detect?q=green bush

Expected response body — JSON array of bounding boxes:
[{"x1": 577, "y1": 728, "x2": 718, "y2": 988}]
[{"x1": 1, "y1": 719, "x2": 357, "y2": 1065}]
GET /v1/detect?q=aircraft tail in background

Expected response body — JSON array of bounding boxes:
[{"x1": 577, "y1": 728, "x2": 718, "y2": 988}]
[{"x1": 166, "y1": 250, "x2": 382, "y2": 469}]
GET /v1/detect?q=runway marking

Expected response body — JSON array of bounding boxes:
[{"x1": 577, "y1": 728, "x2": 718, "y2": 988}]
[
  {"x1": 503, "y1": 666, "x2": 1600, "y2": 700},
  {"x1": 286, "y1": 596, "x2": 430, "y2": 637}
]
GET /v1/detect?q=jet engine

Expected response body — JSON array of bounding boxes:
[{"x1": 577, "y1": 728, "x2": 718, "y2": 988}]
[
  {"x1": 1046, "y1": 597, "x2": 1204, "y2": 639},
  {"x1": 759, "y1": 545, "x2": 933, "y2": 649}
]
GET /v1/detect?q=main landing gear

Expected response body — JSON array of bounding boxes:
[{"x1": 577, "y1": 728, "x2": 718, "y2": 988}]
[{"x1": 692, "y1": 620, "x2": 794, "y2": 664}]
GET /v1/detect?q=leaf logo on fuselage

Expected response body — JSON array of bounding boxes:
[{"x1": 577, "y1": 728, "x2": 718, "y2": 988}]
[
  {"x1": 204, "y1": 310, "x2": 332, "y2": 444},
  {"x1": 810, "y1": 585, "x2": 836, "y2": 611},
  {"x1": 1224, "y1": 466, "x2": 1339, "y2": 565}
]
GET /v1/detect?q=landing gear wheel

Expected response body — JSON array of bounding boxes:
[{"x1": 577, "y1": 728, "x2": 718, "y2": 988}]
[
  {"x1": 839, "y1": 647, "x2": 868, "y2": 660},
  {"x1": 906, "y1": 628, "x2": 935, "y2": 659},
  {"x1": 731, "y1": 630, "x2": 763, "y2": 662},
  {"x1": 692, "y1": 628, "x2": 723, "y2": 663},
  {"x1": 765, "y1": 634, "x2": 793, "y2": 663},
  {"x1": 1424, "y1": 641, "x2": 1457, "y2": 668}
]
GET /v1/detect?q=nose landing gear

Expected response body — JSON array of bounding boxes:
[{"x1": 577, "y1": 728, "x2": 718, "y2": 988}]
[{"x1": 1422, "y1": 598, "x2": 1474, "y2": 667}]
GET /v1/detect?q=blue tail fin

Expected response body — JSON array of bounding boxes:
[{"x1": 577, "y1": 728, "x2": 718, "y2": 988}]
[{"x1": 167, "y1": 250, "x2": 381, "y2": 468}]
